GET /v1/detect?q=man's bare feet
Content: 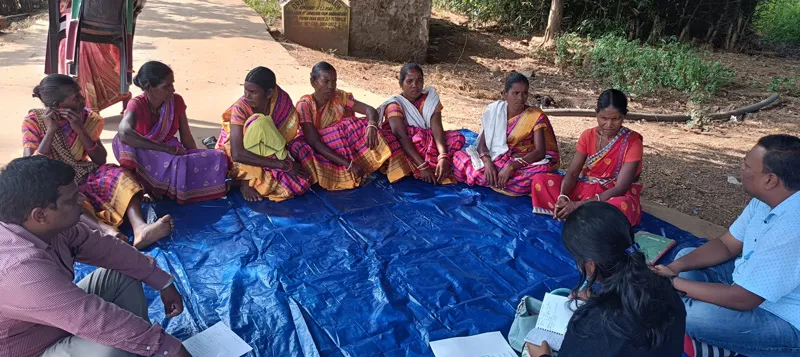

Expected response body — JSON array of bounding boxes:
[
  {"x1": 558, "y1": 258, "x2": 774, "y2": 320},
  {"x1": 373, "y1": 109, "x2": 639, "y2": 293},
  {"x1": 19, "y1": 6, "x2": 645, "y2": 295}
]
[
  {"x1": 240, "y1": 184, "x2": 263, "y2": 202},
  {"x1": 132, "y1": 214, "x2": 174, "y2": 249}
]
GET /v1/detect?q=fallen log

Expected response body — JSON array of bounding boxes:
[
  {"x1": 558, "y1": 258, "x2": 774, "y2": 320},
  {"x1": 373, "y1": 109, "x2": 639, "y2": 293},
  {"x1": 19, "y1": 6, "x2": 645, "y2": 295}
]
[{"x1": 543, "y1": 93, "x2": 780, "y2": 122}]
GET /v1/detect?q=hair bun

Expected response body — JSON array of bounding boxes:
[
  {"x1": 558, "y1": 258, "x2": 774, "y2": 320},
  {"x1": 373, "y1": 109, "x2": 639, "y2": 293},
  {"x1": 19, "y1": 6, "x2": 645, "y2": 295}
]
[{"x1": 32, "y1": 86, "x2": 41, "y2": 99}]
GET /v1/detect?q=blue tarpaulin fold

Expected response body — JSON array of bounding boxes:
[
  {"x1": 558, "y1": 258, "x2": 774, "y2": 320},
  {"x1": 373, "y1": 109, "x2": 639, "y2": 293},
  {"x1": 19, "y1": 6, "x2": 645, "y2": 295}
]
[{"x1": 74, "y1": 130, "x2": 704, "y2": 356}]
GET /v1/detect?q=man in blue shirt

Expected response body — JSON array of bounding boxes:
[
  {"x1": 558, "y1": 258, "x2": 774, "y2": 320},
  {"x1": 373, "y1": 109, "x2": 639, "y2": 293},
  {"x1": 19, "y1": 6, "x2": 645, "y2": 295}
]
[{"x1": 653, "y1": 134, "x2": 800, "y2": 357}]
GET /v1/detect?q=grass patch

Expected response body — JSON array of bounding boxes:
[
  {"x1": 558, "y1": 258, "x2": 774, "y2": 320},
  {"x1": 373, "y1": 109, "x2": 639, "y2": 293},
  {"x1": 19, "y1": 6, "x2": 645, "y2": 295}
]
[
  {"x1": 767, "y1": 76, "x2": 799, "y2": 97},
  {"x1": 244, "y1": 0, "x2": 280, "y2": 21},
  {"x1": 555, "y1": 34, "x2": 736, "y2": 102},
  {"x1": 755, "y1": 0, "x2": 800, "y2": 46}
]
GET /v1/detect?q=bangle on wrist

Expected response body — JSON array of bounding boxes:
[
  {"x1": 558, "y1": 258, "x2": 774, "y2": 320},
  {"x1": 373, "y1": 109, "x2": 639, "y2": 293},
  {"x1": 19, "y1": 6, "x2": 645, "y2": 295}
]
[
  {"x1": 346, "y1": 160, "x2": 354, "y2": 171},
  {"x1": 85, "y1": 141, "x2": 99, "y2": 152},
  {"x1": 557, "y1": 194, "x2": 570, "y2": 202}
]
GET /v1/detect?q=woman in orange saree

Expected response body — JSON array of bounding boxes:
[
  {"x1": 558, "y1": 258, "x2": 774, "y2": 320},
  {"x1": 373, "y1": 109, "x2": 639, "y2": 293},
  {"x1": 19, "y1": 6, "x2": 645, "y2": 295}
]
[
  {"x1": 452, "y1": 73, "x2": 560, "y2": 196},
  {"x1": 288, "y1": 61, "x2": 391, "y2": 191},
  {"x1": 23, "y1": 74, "x2": 173, "y2": 249},
  {"x1": 218, "y1": 66, "x2": 311, "y2": 202},
  {"x1": 531, "y1": 89, "x2": 644, "y2": 225},
  {"x1": 377, "y1": 63, "x2": 466, "y2": 184}
]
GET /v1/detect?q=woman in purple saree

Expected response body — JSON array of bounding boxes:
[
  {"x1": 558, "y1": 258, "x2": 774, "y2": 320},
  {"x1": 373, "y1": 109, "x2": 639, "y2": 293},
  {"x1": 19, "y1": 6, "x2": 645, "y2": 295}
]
[{"x1": 114, "y1": 61, "x2": 228, "y2": 203}]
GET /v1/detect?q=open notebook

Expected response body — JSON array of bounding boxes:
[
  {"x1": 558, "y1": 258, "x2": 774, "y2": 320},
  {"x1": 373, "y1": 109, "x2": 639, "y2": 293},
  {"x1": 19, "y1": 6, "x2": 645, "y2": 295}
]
[{"x1": 524, "y1": 293, "x2": 581, "y2": 351}]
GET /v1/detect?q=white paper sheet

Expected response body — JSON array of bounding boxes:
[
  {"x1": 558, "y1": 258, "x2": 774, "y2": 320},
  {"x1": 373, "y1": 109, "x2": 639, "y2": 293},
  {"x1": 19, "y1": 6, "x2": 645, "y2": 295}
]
[
  {"x1": 182, "y1": 322, "x2": 253, "y2": 357},
  {"x1": 429, "y1": 331, "x2": 517, "y2": 357}
]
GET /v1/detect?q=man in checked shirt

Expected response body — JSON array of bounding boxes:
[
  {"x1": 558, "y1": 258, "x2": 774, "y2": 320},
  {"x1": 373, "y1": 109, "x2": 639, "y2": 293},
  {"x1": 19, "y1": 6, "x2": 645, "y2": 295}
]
[{"x1": 0, "y1": 156, "x2": 192, "y2": 357}]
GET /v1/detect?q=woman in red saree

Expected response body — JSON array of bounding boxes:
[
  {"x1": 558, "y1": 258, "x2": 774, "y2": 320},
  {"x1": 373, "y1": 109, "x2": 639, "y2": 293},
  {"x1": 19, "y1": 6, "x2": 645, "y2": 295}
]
[
  {"x1": 288, "y1": 61, "x2": 391, "y2": 190},
  {"x1": 531, "y1": 89, "x2": 644, "y2": 225},
  {"x1": 377, "y1": 63, "x2": 466, "y2": 184},
  {"x1": 114, "y1": 61, "x2": 229, "y2": 204},
  {"x1": 23, "y1": 74, "x2": 173, "y2": 249},
  {"x1": 452, "y1": 73, "x2": 560, "y2": 196},
  {"x1": 218, "y1": 66, "x2": 311, "y2": 202}
]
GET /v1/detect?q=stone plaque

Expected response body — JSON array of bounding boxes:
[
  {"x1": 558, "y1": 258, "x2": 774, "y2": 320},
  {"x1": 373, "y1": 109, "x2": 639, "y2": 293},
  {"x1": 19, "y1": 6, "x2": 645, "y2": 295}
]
[{"x1": 282, "y1": 0, "x2": 350, "y2": 56}]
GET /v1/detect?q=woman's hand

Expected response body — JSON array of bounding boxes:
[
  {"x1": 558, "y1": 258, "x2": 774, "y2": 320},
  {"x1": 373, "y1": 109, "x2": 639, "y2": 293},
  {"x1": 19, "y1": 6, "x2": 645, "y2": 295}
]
[
  {"x1": 165, "y1": 145, "x2": 186, "y2": 156},
  {"x1": 555, "y1": 200, "x2": 582, "y2": 220},
  {"x1": 418, "y1": 166, "x2": 436, "y2": 184},
  {"x1": 484, "y1": 163, "x2": 499, "y2": 187},
  {"x1": 60, "y1": 109, "x2": 84, "y2": 129},
  {"x1": 526, "y1": 341, "x2": 553, "y2": 357},
  {"x1": 43, "y1": 108, "x2": 61, "y2": 132},
  {"x1": 434, "y1": 159, "x2": 452, "y2": 183},
  {"x1": 365, "y1": 124, "x2": 379, "y2": 149},
  {"x1": 553, "y1": 195, "x2": 570, "y2": 219},
  {"x1": 286, "y1": 160, "x2": 310, "y2": 179},
  {"x1": 496, "y1": 164, "x2": 517, "y2": 189},
  {"x1": 348, "y1": 161, "x2": 366, "y2": 178}
]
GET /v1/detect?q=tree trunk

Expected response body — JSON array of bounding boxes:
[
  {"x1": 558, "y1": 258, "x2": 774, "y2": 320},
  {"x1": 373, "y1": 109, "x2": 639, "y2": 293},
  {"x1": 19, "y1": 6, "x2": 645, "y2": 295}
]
[{"x1": 537, "y1": 0, "x2": 564, "y2": 49}]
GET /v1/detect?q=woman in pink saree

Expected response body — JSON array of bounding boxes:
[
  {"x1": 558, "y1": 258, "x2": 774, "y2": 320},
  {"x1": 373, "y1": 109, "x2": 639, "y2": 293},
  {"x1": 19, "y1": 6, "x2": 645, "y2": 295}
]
[{"x1": 114, "y1": 61, "x2": 229, "y2": 204}]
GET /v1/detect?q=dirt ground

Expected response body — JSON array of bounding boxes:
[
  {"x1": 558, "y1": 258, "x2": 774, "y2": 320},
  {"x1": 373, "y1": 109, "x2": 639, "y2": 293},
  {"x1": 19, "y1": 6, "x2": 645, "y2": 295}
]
[{"x1": 268, "y1": 9, "x2": 800, "y2": 227}]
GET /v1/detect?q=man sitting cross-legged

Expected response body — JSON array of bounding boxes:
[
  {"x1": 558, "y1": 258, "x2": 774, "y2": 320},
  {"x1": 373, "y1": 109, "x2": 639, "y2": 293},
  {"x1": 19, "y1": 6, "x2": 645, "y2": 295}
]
[
  {"x1": 653, "y1": 134, "x2": 800, "y2": 357},
  {"x1": 0, "y1": 156, "x2": 192, "y2": 357}
]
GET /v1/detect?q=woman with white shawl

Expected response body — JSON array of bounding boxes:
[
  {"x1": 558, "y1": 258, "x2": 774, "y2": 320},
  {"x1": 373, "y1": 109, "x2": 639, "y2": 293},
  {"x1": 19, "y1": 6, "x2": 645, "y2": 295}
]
[
  {"x1": 377, "y1": 64, "x2": 466, "y2": 184},
  {"x1": 452, "y1": 73, "x2": 561, "y2": 196}
]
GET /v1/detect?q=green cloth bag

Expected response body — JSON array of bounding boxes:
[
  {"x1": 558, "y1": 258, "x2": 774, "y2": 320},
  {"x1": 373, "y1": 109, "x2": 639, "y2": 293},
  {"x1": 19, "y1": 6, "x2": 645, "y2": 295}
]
[{"x1": 507, "y1": 288, "x2": 571, "y2": 352}]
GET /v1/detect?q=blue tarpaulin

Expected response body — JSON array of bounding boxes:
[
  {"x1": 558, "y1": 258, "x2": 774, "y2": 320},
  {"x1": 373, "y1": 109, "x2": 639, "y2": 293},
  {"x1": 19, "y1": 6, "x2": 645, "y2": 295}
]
[{"x1": 74, "y1": 131, "x2": 705, "y2": 356}]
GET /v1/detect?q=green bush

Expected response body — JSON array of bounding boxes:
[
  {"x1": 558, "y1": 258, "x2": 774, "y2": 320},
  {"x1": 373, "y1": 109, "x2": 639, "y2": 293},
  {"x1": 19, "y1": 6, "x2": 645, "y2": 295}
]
[
  {"x1": 244, "y1": 0, "x2": 280, "y2": 20},
  {"x1": 767, "y1": 76, "x2": 799, "y2": 96},
  {"x1": 555, "y1": 34, "x2": 736, "y2": 102},
  {"x1": 755, "y1": 0, "x2": 800, "y2": 46}
]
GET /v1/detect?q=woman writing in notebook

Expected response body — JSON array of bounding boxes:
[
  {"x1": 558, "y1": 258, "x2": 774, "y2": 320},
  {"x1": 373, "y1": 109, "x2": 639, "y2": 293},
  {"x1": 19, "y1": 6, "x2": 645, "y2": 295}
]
[{"x1": 526, "y1": 202, "x2": 685, "y2": 357}]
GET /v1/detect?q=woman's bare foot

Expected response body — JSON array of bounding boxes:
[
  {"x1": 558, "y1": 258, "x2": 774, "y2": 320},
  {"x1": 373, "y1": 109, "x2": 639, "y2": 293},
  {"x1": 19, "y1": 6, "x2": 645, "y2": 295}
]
[
  {"x1": 240, "y1": 184, "x2": 263, "y2": 202},
  {"x1": 132, "y1": 214, "x2": 174, "y2": 249}
]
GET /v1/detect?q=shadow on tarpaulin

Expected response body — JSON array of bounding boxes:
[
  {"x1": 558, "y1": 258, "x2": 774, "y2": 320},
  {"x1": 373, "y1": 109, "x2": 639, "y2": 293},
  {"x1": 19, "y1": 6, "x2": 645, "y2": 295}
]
[{"x1": 74, "y1": 130, "x2": 706, "y2": 357}]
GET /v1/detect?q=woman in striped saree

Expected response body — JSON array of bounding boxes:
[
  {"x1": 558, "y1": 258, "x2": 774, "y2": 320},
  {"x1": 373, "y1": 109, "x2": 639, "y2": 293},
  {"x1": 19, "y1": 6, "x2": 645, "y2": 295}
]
[
  {"x1": 23, "y1": 74, "x2": 172, "y2": 249},
  {"x1": 377, "y1": 63, "x2": 465, "y2": 184},
  {"x1": 56, "y1": 0, "x2": 146, "y2": 111},
  {"x1": 452, "y1": 73, "x2": 560, "y2": 196},
  {"x1": 288, "y1": 62, "x2": 391, "y2": 190},
  {"x1": 114, "y1": 61, "x2": 229, "y2": 204},
  {"x1": 218, "y1": 67, "x2": 310, "y2": 202},
  {"x1": 531, "y1": 89, "x2": 644, "y2": 225}
]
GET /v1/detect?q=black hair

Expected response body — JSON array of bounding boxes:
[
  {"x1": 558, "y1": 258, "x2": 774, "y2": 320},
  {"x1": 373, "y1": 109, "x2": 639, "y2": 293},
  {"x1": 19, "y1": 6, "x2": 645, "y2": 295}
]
[
  {"x1": 133, "y1": 61, "x2": 173, "y2": 89},
  {"x1": 245, "y1": 66, "x2": 277, "y2": 93},
  {"x1": 504, "y1": 72, "x2": 529, "y2": 92},
  {"x1": 757, "y1": 134, "x2": 800, "y2": 191},
  {"x1": 0, "y1": 156, "x2": 75, "y2": 225},
  {"x1": 310, "y1": 61, "x2": 336, "y2": 82},
  {"x1": 399, "y1": 63, "x2": 424, "y2": 86},
  {"x1": 596, "y1": 88, "x2": 629, "y2": 115},
  {"x1": 562, "y1": 201, "x2": 678, "y2": 350},
  {"x1": 31, "y1": 74, "x2": 80, "y2": 108}
]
